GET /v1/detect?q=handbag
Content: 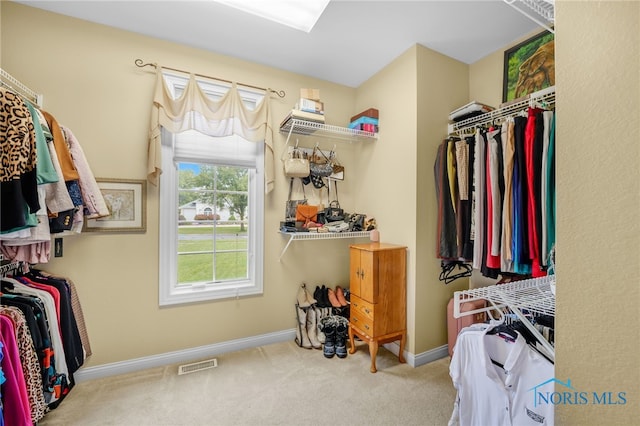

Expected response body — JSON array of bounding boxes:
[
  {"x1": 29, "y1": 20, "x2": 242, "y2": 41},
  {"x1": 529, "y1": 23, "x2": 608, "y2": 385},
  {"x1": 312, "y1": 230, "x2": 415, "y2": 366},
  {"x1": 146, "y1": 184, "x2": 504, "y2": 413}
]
[
  {"x1": 296, "y1": 204, "x2": 318, "y2": 225},
  {"x1": 329, "y1": 150, "x2": 345, "y2": 181},
  {"x1": 347, "y1": 213, "x2": 366, "y2": 231},
  {"x1": 309, "y1": 146, "x2": 334, "y2": 177},
  {"x1": 284, "y1": 147, "x2": 310, "y2": 178},
  {"x1": 324, "y1": 200, "x2": 344, "y2": 222},
  {"x1": 285, "y1": 178, "x2": 307, "y2": 221}
]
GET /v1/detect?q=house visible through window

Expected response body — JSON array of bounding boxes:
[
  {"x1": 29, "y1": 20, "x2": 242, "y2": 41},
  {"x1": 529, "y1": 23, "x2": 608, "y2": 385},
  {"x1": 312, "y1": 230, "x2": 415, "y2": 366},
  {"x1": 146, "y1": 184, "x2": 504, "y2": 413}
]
[{"x1": 158, "y1": 73, "x2": 265, "y2": 306}]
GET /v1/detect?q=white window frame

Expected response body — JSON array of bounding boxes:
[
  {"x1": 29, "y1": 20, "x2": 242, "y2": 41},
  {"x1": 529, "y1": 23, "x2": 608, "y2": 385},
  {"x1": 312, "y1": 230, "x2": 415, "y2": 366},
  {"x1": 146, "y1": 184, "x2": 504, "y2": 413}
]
[{"x1": 158, "y1": 73, "x2": 265, "y2": 306}]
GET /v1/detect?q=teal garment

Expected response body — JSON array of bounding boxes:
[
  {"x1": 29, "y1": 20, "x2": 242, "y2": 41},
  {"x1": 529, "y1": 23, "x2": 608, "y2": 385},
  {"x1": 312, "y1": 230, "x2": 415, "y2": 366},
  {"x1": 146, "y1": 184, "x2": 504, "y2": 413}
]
[
  {"x1": 545, "y1": 113, "x2": 556, "y2": 260},
  {"x1": 26, "y1": 102, "x2": 58, "y2": 184}
]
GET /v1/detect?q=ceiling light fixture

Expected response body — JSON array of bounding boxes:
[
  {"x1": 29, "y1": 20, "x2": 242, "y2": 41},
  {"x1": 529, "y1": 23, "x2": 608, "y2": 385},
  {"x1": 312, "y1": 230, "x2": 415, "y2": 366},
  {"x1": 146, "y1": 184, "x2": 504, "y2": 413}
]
[{"x1": 214, "y1": 0, "x2": 330, "y2": 33}]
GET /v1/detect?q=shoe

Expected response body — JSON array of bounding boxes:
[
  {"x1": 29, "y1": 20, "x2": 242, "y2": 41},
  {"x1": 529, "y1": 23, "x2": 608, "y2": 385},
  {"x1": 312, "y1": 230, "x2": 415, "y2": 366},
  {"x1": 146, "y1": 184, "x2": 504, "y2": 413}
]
[
  {"x1": 335, "y1": 316, "x2": 349, "y2": 359},
  {"x1": 315, "y1": 307, "x2": 326, "y2": 344},
  {"x1": 303, "y1": 283, "x2": 317, "y2": 306},
  {"x1": 297, "y1": 285, "x2": 311, "y2": 308},
  {"x1": 327, "y1": 288, "x2": 341, "y2": 308},
  {"x1": 335, "y1": 286, "x2": 348, "y2": 307},
  {"x1": 306, "y1": 306, "x2": 322, "y2": 349},
  {"x1": 313, "y1": 286, "x2": 325, "y2": 308},
  {"x1": 319, "y1": 316, "x2": 336, "y2": 358},
  {"x1": 295, "y1": 306, "x2": 312, "y2": 349}
]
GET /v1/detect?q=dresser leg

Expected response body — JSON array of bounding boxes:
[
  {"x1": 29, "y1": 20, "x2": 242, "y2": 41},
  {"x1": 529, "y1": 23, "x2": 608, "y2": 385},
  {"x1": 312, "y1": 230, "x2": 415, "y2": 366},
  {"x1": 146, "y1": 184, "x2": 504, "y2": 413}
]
[
  {"x1": 369, "y1": 340, "x2": 378, "y2": 373},
  {"x1": 348, "y1": 325, "x2": 356, "y2": 354},
  {"x1": 398, "y1": 333, "x2": 406, "y2": 364}
]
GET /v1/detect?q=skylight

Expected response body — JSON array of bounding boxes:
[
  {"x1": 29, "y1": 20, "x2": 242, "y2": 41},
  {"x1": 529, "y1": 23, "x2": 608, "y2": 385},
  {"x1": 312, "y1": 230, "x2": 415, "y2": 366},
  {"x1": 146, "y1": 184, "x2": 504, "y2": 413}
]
[{"x1": 214, "y1": 0, "x2": 330, "y2": 33}]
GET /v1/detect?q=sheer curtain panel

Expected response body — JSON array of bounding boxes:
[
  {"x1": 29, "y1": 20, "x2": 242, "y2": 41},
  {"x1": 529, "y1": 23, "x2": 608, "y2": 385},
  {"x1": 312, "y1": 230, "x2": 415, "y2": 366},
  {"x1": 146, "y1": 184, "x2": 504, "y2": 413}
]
[{"x1": 147, "y1": 69, "x2": 275, "y2": 193}]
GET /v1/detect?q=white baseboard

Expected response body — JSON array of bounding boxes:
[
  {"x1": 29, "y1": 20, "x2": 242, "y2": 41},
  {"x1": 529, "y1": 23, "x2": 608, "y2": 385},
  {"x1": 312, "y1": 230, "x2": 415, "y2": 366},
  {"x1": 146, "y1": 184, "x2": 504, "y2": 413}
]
[
  {"x1": 75, "y1": 329, "x2": 448, "y2": 383},
  {"x1": 383, "y1": 342, "x2": 449, "y2": 367},
  {"x1": 74, "y1": 329, "x2": 296, "y2": 383}
]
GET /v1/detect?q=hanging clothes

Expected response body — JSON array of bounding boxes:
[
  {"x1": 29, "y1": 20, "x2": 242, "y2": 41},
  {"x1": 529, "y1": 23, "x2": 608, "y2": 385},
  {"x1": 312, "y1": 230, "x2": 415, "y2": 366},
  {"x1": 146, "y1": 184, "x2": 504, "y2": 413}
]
[
  {"x1": 449, "y1": 323, "x2": 554, "y2": 426},
  {"x1": 436, "y1": 104, "x2": 555, "y2": 279}
]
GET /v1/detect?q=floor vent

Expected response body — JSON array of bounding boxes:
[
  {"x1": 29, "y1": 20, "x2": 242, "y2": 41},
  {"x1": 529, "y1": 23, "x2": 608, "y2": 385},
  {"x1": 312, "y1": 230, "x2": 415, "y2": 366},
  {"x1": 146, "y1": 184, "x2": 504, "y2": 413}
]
[{"x1": 178, "y1": 358, "x2": 218, "y2": 375}]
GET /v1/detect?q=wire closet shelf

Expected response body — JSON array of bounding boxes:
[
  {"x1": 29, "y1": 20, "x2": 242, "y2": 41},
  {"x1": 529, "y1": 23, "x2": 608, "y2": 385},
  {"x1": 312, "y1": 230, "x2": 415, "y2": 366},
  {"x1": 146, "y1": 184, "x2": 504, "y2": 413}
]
[
  {"x1": 503, "y1": 0, "x2": 555, "y2": 34},
  {"x1": 280, "y1": 119, "x2": 378, "y2": 143},
  {"x1": 448, "y1": 86, "x2": 555, "y2": 136},
  {"x1": 453, "y1": 274, "x2": 556, "y2": 359},
  {"x1": 278, "y1": 230, "x2": 371, "y2": 261},
  {"x1": 0, "y1": 68, "x2": 43, "y2": 107}
]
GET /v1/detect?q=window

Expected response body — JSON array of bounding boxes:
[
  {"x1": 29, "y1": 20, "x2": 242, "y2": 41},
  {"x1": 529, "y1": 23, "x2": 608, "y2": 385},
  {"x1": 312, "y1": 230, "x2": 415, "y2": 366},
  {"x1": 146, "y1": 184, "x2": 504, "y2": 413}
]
[{"x1": 159, "y1": 73, "x2": 265, "y2": 306}]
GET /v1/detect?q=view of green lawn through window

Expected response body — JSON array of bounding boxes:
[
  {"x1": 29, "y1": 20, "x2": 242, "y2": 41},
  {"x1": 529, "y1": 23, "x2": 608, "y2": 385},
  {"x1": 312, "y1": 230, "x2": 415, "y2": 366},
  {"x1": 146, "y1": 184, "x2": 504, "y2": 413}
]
[
  {"x1": 176, "y1": 162, "x2": 251, "y2": 286},
  {"x1": 177, "y1": 224, "x2": 248, "y2": 285}
]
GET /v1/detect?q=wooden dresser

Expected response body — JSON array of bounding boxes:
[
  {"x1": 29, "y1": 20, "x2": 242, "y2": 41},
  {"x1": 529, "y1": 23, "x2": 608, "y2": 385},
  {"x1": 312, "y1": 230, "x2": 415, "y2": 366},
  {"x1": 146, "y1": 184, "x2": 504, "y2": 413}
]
[{"x1": 348, "y1": 242, "x2": 407, "y2": 373}]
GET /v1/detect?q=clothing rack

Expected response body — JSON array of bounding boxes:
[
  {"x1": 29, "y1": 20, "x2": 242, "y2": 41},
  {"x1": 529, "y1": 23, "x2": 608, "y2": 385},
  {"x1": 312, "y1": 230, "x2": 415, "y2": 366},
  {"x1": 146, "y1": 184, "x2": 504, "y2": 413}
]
[
  {"x1": 134, "y1": 59, "x2": 286, "y2": 98},
  {"x1": 0, "y1": 67, "x2": 44, "y2": 107},
  {"x1": 448, "y1": 85, "x2": 555, "y2": 136},
  {"x1": 453, "y1": 274, "x2": 556, "y2": 360}
]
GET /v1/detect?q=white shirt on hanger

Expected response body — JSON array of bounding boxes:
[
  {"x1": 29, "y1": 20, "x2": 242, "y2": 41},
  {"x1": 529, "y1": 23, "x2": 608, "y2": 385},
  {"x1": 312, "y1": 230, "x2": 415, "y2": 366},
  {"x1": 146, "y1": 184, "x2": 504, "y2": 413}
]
[{"x1": 449, "y1": 323, "x2": 554, "y2": 426}]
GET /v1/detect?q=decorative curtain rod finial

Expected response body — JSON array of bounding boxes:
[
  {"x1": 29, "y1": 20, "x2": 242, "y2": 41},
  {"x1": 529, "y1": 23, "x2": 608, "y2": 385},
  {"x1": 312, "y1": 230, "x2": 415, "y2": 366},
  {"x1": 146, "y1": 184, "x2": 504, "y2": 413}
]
[{"x1": 134, "y1": 58, "x2": 285, "y2": 98}]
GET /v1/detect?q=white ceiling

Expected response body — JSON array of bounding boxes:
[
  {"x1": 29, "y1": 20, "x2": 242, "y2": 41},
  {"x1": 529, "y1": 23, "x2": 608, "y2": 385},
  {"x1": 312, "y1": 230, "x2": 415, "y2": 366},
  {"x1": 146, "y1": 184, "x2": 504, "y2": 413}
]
[{"x1": 14, "y1": 0, "x2": 541, "y2": 88}]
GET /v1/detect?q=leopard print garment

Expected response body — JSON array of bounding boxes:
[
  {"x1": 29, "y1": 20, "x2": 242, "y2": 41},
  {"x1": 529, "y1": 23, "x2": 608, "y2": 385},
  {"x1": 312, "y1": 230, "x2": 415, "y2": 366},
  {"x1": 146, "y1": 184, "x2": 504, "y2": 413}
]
[
  {"x1": 0, "y1": 87, "x2": 38, "y2": 182},
  {"x1": 0, "y1": 307, "x2": 49, "y2": 422}
]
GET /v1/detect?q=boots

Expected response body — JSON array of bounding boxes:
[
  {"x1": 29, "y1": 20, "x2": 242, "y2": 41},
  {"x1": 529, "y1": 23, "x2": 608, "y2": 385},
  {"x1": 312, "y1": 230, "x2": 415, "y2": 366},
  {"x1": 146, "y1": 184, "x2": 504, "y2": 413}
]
[
  {"x1": 315, "y1": 307, "x2": 326, "y2": 344},
  {"x1": 295, "y1": 306, "x2": 312, "y2": 349},
  {"x1": 297, "y1": 283, "x2": 316, "y2": 308},
  {"x1": 306, "y1": 306, "x2": 322, "y2": 349},
  {"x1": 319, "y1": 316, "x2": 337, "y2": 358},
  {"x1": 327, "y1": 288, "x2": 342, "y2": 308},
  {"x1": 334, "y1": 316, "x2": 349, "y2": 359}
]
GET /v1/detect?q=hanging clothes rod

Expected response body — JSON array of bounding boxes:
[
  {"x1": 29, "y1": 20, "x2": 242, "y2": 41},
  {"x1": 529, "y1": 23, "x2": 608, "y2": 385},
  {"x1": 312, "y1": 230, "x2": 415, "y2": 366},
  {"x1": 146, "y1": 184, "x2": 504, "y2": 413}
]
[
  {"x1": 448, "y1": 86, "x2": 555, "y2": 135},
  {"x1": 0, "y1": 67, "x2": 44, "y2": 107},
  {"x1": 134, "y1": 59, "x2": 286, "y2": 98}
]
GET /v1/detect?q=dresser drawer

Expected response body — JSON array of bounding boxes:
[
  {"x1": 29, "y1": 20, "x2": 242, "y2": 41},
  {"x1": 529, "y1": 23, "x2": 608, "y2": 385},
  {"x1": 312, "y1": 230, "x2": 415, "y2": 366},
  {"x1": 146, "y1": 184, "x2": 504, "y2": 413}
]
[
  {"x1": 350, "y1": 309, "x2": 375, "y2": 336},
  {"x1": 350, "y1": 295, "x2": 374, "y2": 321}
]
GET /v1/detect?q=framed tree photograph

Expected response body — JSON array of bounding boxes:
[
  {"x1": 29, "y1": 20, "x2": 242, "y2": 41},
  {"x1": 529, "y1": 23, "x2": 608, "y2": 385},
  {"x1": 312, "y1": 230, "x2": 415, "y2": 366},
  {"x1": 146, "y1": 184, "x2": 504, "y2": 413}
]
[
  {"x1": 503, "y1": 30, "x2": 555, "y2": 103},
  {"x1": 84, "y1": 178, "x2": 147, "y2": 232}
]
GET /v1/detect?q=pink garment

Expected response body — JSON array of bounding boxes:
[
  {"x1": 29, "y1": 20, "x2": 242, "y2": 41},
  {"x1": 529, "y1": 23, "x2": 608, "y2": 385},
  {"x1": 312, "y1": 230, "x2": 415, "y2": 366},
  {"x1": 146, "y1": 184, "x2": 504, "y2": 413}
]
[
  {"x1": 0, "y1": 241, "x2": 51, "y2": 263},
  {"x1": 485, "y1": 143, "x2": 500, "y2": 269},
  {"x1": 0, "y1": 315, "x2": 33, "y2": 426},
  {"x1": 61, "y1": 126, "x2": 110, "y2": 219}
]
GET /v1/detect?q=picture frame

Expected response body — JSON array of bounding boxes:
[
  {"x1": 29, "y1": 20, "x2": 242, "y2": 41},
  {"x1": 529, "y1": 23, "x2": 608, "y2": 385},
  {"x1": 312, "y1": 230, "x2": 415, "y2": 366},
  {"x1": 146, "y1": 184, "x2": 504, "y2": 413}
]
[
  {"x1": 84, "y1": 178, "x2": 147, "y2": 233},
  {"x1": 502, "y1": 30, "x2": 555, "y2": 103}
]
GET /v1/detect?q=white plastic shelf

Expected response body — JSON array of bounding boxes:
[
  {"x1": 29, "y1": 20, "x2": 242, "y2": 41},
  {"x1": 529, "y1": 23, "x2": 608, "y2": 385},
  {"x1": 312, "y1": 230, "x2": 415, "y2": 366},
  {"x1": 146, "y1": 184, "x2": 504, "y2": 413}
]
[
  {"x1": 279, "y1": 118, "x2": 378, "y2": 142},
  {"x1": 278, "y1": 230, "x2": 371, "y2": 261}
]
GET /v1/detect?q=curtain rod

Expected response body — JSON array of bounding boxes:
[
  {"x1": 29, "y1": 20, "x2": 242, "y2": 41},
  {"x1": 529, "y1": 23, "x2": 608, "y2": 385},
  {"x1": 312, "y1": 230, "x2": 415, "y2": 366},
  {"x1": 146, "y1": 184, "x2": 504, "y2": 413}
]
[{"x1": 134, "y1": 59, "x2": 285, "y2": 98}]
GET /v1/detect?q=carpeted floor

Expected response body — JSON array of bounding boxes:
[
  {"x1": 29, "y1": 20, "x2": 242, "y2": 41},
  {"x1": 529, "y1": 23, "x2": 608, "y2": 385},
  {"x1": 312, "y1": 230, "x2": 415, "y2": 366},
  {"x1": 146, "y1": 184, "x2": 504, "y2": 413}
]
[{"x1": 39, "y1": 340, "x2": 457, "y2": 426}]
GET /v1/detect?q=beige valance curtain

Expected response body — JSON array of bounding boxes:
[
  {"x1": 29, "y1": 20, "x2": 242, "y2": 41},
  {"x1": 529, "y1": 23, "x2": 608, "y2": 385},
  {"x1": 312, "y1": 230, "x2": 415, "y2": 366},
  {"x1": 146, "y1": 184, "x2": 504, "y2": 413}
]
[{"x1": 147, "y1": 68, "x2": 275, "y2": 193}]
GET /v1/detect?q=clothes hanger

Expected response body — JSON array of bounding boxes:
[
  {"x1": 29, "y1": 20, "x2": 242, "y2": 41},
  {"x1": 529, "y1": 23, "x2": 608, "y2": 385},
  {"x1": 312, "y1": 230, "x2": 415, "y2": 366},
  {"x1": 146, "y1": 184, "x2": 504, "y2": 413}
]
[{"x1": 438, "y1": 260, "x2": 472, "y2": 284}]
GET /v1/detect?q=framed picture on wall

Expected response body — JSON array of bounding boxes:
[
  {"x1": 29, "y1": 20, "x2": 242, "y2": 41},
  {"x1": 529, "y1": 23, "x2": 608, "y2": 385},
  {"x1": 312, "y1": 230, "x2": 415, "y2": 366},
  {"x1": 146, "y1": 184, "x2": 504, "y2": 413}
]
[
  {"x1": 502, "y1": 30, "x2": 555, "y2": 103},
  {"x1": 84, "y1": 178, "x2": 147, "y2": 232}
]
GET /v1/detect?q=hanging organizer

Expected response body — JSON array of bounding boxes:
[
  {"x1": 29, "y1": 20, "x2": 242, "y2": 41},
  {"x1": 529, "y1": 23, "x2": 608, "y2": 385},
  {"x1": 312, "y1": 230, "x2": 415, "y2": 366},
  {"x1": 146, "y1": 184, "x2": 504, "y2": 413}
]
[
  {"x1": 453, "y1": 274, "x2": 556, "y2": 361},
  {"x1": 448, "y1": 85, "x2": 555, "y2": 136}
]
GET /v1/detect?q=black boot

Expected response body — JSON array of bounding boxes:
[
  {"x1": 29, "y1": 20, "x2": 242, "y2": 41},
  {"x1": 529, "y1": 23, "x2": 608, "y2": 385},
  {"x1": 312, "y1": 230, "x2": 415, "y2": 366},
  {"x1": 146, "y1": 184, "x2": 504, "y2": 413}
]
[
  {"x1": 335, "y1": 316, "x2": 349, "y2": 359},
  {"x1": 320, "y1": 316, "x2": 336, "y2": 358}
]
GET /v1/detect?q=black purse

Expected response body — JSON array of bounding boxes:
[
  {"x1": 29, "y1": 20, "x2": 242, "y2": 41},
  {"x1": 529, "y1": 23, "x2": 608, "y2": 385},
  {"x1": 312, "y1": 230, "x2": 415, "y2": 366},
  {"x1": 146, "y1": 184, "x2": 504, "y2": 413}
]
[{"x1": 324, "y1": 200, "x2": 344, "y2": 222}]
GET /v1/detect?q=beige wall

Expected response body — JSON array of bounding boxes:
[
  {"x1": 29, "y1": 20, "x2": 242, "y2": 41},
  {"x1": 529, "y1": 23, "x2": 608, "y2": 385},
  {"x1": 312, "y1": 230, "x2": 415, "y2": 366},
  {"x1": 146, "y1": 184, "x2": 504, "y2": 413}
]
[
  {"x1": 1, "y1": 2, "x2": 365, "y2": 366},
  {"x1": 468, "y1": 2, "x2": 640, "y2": 423},
  {"x1": 414, "y1": 46, "x2": 470, "y2": 353},
  {"x1": 554, "y1": 0, "x2": 640, "y2": 423}
]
